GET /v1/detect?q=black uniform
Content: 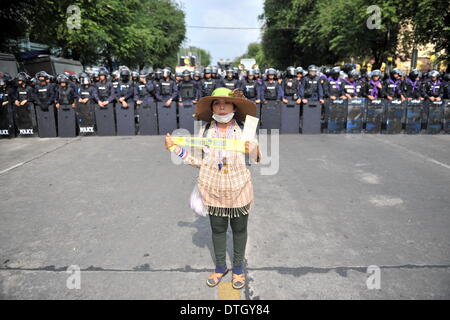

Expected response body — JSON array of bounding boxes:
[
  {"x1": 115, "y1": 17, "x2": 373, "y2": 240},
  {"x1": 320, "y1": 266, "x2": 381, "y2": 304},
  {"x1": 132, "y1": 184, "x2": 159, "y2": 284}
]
[
  {"x1": 14, "y1": 84, "x2": 36, "y2": 135},
  {"x1": 116, "y1": 80, "x2": 134, "y2": 102},
  {"x1": 325, "y1": 77, "x2": 344, "y2": 98},
  {"x1": 342, "y1": 78, "x2": 363, "y2": 97},
  {"x1": 261, "y1": 80, "x2": 281, "y2": 101},
  {"x1": 158, "y1": 79, "x2": 178, "y2": 101},
  {"x1": 300, "y1": 76, "x2": 324, "y2": 100},
  {"x1": 220, "y1": 77, "x2": 241, "y2": 90},
  {"x1": 95, "y1": 81, "x2": 115, "y2": 104},
  {"x1": 199, "y1": 78, "x2": 217, "y2": 97},
  {"x1": 78, "y1": 85, "x2": 99, "y2": 102},
  {"x1": 364, "y1": 79, "x2": 384, "y2": 99},
  {"x1": 55, "y1": 85, "x2": 79, "y2": 106},
  {"x1": 134, "y1": 82, "x2": 157, "y2": 102},
  {"x1": 178, "y1": 80, "x2": 200, "y2": 103},
  {"x1": 423, "y1": 79, "x2": 444, "y2": 100},
  {"x1": 0, "y1": 83, "x2": 16, "y2": 136},
  {"x1": 34, "y1": 82, "x2": 55, "y2": 110},
  {"x1": 280, "y1": 78, "x2": 300, "y2": 100},
  {"x1": 241, "y1": 79, "x2": 260, "y2": 101},
  {"x1": 384, "y1": 78, "x2": 404, "y2": 99},
  {"x1": 402, "y1": 78, "x2": 423, "y2": 99}
]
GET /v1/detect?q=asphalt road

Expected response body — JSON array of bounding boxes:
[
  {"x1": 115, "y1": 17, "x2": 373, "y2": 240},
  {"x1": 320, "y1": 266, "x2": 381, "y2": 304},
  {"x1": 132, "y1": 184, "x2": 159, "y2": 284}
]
[{"x1": 0, "y1": 133, "x2": 449, "y2": 299}]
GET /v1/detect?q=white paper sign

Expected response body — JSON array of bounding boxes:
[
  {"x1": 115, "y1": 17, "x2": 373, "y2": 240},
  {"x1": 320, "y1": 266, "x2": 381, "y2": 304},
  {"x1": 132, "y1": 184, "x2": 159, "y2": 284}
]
[{"x1": 241, "y1": 115, "x2": 259, "y2": 141}]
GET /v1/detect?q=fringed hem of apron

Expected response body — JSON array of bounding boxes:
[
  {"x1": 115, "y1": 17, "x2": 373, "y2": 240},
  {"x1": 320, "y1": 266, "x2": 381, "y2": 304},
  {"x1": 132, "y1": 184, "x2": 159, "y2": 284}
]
[{"x1": 207, "y1": 203, "x2": 251, "y2": 218}]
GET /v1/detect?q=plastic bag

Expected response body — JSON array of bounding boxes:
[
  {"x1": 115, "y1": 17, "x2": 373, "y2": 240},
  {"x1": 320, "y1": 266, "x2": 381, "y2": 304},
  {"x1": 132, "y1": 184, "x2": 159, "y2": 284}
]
[{"x1": 190, "y1": 184, "x2": 208, "y2": 217}]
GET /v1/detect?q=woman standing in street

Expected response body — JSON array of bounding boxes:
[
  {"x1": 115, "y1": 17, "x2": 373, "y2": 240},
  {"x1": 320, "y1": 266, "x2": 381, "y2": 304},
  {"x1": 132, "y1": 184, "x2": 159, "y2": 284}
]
[{"x1": 165, "y1": 87, "x2": 261, "y2": 289}]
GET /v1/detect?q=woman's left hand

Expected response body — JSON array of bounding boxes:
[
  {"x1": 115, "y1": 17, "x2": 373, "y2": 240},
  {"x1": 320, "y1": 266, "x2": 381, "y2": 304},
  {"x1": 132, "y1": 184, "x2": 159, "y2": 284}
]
[{"x1": 245, "y1": 141, "x2": 257, "y2": 155}]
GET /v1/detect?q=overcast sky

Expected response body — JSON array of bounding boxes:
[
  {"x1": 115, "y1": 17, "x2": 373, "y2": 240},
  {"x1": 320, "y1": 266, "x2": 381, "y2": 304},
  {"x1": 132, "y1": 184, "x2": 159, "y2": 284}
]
[{"x1": 177, "y1": 0, "x2": 264, "y2": 65}]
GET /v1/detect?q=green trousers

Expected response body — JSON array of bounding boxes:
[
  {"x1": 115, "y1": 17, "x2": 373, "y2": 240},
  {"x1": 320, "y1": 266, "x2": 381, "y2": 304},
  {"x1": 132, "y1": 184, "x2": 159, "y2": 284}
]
[{"x1": 209, "y1": 213, "x2": 249, "y2": 268}]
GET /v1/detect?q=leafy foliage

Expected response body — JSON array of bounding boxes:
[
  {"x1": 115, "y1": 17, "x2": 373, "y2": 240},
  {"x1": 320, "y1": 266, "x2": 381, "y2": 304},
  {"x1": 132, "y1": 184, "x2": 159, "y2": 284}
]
[
  {"x1": 259, "y1": 0, "x2": 450, "y2": 69},
  {"x1": 232, "y1": 42, "x2": 268, "y2": 69},
  {"x1": 1, "y1": 0, "x2": 186, "y2": 69}
]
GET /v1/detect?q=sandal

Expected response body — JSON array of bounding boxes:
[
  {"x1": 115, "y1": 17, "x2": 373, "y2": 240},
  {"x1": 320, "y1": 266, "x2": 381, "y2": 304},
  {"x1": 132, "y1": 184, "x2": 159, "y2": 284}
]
[
  {"x1": 206, "y1": 269, "x2": 229, "y2": 287},
  {"x1": 232, "y1": 273, "x2": 246, "y2": 289}
]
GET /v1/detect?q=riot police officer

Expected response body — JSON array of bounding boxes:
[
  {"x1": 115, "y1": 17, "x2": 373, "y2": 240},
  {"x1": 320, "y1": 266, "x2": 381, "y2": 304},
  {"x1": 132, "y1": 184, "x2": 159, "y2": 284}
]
[
  {"x1": 134, "y1": 70, "x2": 158, "y2": 135},
  {"x1": 295, "y1": 67, "x2": 304, "y2": 83},
  {"x1": 159, "y1": 68, "x2": 178, "y2": 107},
  {"x1": 76, "y1": 76, "x2": 98, "y2": 135},
  {"x1": 384, "y1": 68, "x2": 405, "y2": 101},
  {"x1": 157, "y1": 67, "x2": 178, "y2": 134},
  {"x1": 95, "y1": 69, "x2": 115, "y2": 107},
  {"x1": 34, "y1": 71, "x2": 57, "y2": 137},
  {"x1": 0, "y1": 74, "x2": 15, "y2": 107},
  {"x1": 259, "y1": 68, "x2": 282, "y2": 129},
  {"x1": 78, "y1": 72, "x2": 89, "y2": 87},
  {"x1": 443, "y1": 73, "x2": 450, "y2": 99},
  {"x1": 364, "y1": 70, "x2": 384, "y2": 100},
  {"x1": 78, "y1": 77, "x2": 99, "y2": 105},
  {"x1": 300, "y1": 65, "x2": 325, "y2": 104},
  {"x1": 175, "y1": 71, "x2": 183, "y2": 84},
  {"x1": 343, "y1": 69, "x2": 363, "y2": 98},
  {"x1": 93, "y1": 70, "x2": 116, "y2": 135},
  {"x1": 134, "y1": 70, "x2": 158, "y2": 104},
  {"x1": 146, "y1": 67, "x2": 154, "y2": 81},
  {"x1": 199, "y1": 66, "x2": 217, "y2": 97},
  {"x1": 30, "y1": 77, "x2": 37, "y2": 88},
  {"x1": 131, "y1": 71, "x2": 139, "y2": 87},
  {"x1": 233, "y1": 67, "x2": 239, "y2": 80},
  {"x1": 111, "y1": 70, "x2": 120, "y2": 92},
  {"x1": 281, "y1": 66, "x2": 301, "y2": 104},
  {"x1": 55, "y1": 74, "x2": 78, "y2": 109},
  {"x1": 116, "y1": 68, "x2": 134, "y2": 107},
  {"x1": 92, "y1": 71, "x2": 100, "y2": 84},
  {"x1": 0, "y1": 74, "x2": 16, "y2": 137},
  {"x1": 34, "y1": 71, "x2": 55, "y2": 111},
  {"x1": 55, "y1": 74, "x2": 78, "y2": 136},
  {"x1": 221, "y1": 68, "x2": 241, "y2": 90},
  {"x1": 325, "y1": 67, "x2": 345, "y2": 100},
  {"x1": 68, "y1": 74, "x2": 78, "y2": 91},
  {"x1": 114, "y1": 68, "x2": 135, "y2": 135},
  {"x1": 14, "y1": 72, "x2": 37, "y2": 136},
  {"x1": 211, "y1": 66, "x2": 221, "y2": 81},
  {"x1": 254, "y1": 68, "x2": 262, "y2": 81},
  {"x1": 241, "y1": 69, "x2": 261, "y2": 102},
  {"x1": 261, "y1": 68, "x2": 282, "y2": 102},
  {"x1": 192, "y1": 70, "x2": 202, "y2": 88},
  {"x1": 152, "y1": 68, "x2": 162, "y2": 96},
  {"x1": 46, "y1": 74, "x2": 57, "y2": 96},
  {"x1": 14, "y1": 73, "x2": 34, "y2": 106},
  {"x1": 178, "y1": 70, "x2": 199, "y2": 106},
  {"x1": 423, "y1": 70, "x2": 443, "y2": 101},
  {"x1": 402, "y1": 69, "x2": 424, "y2": 100}
]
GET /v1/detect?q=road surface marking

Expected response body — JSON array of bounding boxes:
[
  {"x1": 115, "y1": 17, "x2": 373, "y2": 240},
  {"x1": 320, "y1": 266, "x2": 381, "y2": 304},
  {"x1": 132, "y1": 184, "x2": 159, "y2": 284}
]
[{"x1": 368, "y1": 136, "x2": 450, "y2": 170}]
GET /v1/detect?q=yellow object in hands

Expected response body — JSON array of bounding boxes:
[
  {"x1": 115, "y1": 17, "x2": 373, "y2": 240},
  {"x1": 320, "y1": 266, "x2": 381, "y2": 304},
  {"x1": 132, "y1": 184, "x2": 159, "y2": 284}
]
[{"x1": 170, "y1": 136, "x2": 247, "y2": 153}]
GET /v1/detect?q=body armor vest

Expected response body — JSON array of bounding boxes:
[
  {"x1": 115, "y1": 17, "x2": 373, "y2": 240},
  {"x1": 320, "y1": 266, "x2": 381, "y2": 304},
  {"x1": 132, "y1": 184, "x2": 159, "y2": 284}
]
[{"x1": 265, "y1": 82, "x2": 277, "y2": 100}]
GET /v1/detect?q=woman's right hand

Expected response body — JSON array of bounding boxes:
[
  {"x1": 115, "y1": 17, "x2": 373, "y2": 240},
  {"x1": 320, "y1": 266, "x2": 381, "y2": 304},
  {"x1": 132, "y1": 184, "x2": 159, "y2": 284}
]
[{"x1": 165, "y1": 133, "x2": 177, "y2": 150}]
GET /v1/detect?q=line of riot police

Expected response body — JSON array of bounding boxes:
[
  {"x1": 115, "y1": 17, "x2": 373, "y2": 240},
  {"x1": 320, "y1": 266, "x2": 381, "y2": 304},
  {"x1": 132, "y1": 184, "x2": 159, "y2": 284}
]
[
  {"x1": 202, "y1": 64, "x2": 450, "y2": 134},
  {"x1": 1, "y1": 64, "x2": 450, "y2": 138}
]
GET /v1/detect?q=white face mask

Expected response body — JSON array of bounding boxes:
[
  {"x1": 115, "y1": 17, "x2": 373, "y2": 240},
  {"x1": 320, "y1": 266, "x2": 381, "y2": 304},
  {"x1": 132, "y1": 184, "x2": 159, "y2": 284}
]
[{"x1": 212, "y1": 112, "x2": 234, "y2": 123}]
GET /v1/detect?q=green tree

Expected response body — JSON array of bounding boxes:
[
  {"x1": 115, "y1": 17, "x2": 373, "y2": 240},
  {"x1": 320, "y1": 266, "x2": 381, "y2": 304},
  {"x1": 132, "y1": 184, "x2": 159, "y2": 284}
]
[
  {"x1": 260, "y1": 0, "x2": 449, "y2": 69},
  {"x1": 399, "y1": 0, "x2": 450, "y2": 65},
  {"x1": 232, "y1": 42, "x2": 267, "y2": 69},
  {"x1": 23, "y1": 0, "x2": 185, "y2": 69}
]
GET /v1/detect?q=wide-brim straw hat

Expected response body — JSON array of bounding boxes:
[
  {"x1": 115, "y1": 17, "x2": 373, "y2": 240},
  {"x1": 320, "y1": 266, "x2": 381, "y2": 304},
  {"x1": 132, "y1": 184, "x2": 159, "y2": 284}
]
[{"x1": 193, "y1": 87, "x2": 256, "y2": 122}]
